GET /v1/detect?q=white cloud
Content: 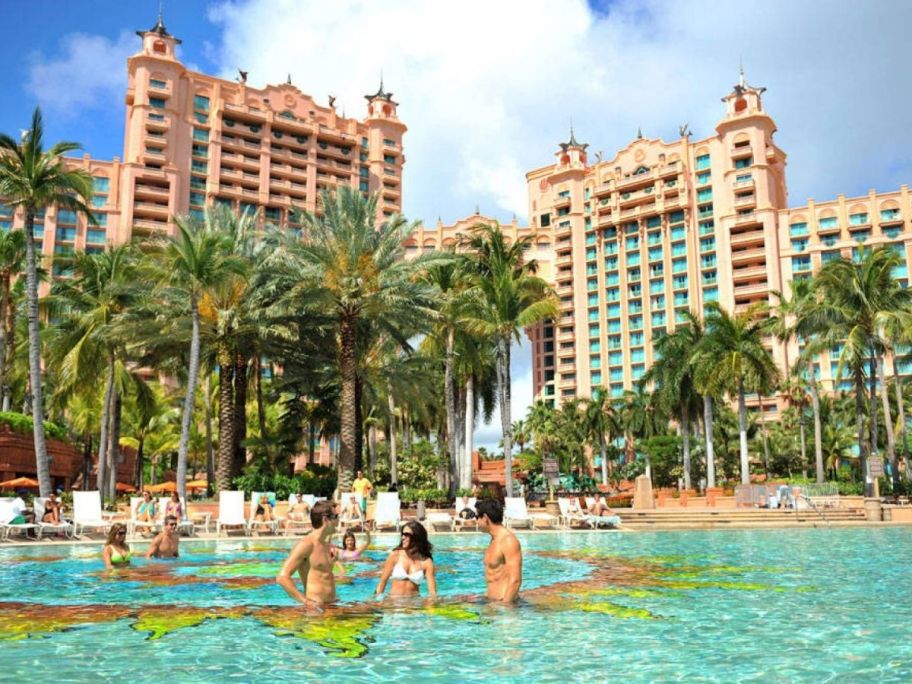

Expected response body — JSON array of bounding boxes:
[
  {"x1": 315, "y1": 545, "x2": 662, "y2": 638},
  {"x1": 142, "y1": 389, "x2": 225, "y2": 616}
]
[
  {"x1": 206, "y1": 0, "x2": 912, "y2": 444},
  {"x1": 25, "y1": 31, "x2": 135, "y2": 115}
]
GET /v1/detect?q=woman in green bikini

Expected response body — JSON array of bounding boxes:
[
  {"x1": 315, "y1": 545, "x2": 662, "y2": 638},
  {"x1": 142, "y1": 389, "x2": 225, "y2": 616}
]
[{"x1": 102, "y1": 523, "x2": 132, "y2": 569}]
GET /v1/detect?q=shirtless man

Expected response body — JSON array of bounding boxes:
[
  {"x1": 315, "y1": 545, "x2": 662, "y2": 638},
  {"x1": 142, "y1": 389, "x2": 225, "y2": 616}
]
[
  {"x1": 476, "y1": 498, "x2": 522, "y2": 603},
  {"x1": 146, "y1": 515, "x2": 180, "y2": 558},
  {"x1": 276, "y1": 500, "x2": 339, "y2": 607}
]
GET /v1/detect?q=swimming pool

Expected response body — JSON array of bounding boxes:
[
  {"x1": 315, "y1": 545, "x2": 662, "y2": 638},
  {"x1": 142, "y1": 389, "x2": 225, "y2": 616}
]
[{"x1": 1, "y1": 528, "x2": 910, "y2": 682}]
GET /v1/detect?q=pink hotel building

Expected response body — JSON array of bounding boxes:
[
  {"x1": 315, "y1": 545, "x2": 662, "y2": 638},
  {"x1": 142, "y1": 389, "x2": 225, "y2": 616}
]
[{"x1": 2, "y1": 18, "x2": 910, "y2": 421}]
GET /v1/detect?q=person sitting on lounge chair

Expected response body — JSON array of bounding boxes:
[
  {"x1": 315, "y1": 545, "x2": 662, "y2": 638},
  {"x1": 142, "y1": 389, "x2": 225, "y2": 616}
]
[
  {"x1": 457, "y1": 496, "x2": 477, "y2": 519},
  {"x1": 285, "y1": 494, "x2": 311, "y2": 530},
  {"x1": 136, "y1": 491, "x2": 157, "y2": 534},
  {"x1": 341, "y1": 497, "x2": 363, "y2": 527},
  {"x1": 587, "y1": 496, "x2": 614, "y2": 517},
  {"x1": 254, "y1": 495, "x2": 275, "y2": 533},
  {"x1": 165, "y1": 491, "x2": 183, "y2": 520},
  {"x1": 42, "y1": 492, "x2": 62, "y2": 523}
]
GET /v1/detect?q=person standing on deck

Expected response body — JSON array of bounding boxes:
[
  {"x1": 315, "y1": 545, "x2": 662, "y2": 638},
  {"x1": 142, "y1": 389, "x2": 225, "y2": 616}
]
[{"x1": 475, "y1": 498, "x2": 522, "y2": 603}]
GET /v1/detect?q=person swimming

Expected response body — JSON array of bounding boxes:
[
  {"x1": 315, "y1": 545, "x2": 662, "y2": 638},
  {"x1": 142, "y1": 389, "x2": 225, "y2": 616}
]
[
  {"x1": 374, "y1": 521, "x2": 436, "y2": 598},
  {"x1": 102, "y1": 523, "x2": 132, "y2": 569},
  {"x1": 337, "y1": 529, "x2": 371, "y2": 561}
]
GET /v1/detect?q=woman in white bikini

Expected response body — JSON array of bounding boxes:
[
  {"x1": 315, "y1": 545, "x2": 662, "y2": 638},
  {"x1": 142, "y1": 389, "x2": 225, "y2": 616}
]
[{"x1": 374, "y1": 521, "x2": 436, "y2": 598}]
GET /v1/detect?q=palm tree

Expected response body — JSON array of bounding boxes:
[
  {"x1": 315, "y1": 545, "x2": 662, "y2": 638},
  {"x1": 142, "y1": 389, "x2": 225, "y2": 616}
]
[
  {"x1": 814, "y1": 248, "x2": 912, "y2": 488},
  {"x1": 620, "y1": 386, "x2": 666, "y2": 477},
  {"x1": 140, "y1": 215, "x2": 245, "y2": 506},
  {"x1": 641, "y1": 311, "x2": 704, "y2": 489},
  {"x1": 695, "y1": 303, "x2": 779, "y2": 485},
  {"x1": 582, "y1": 388, "x2": 620, "y2": 485},
  {"x1": 266, "y1": 187, "x2": 439, "y2": 489},
  {"x1": 0, "y1": 108, "x2": 95, "y2": 497},
  {"x1": 45, "y1": 245, "x2": 140, "y2": 501},
  {"x1": 462, "y1": 222, "x2": 557, "y2": 494},
  {"x1": 0, "y1": 229, "x2": 25, "y2": 411}
]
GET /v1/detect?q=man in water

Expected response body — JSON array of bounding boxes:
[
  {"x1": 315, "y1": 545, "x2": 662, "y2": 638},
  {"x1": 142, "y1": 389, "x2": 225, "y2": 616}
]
[
  {"x1": 475, "y1": 498, "x2": 522, "y2": 602},
  {"x1": 277, "y1": 500, "x2": 339, "y2": 607},
  {"x1": 146, "y1": 515, "x2": 180, "y2": 558}
]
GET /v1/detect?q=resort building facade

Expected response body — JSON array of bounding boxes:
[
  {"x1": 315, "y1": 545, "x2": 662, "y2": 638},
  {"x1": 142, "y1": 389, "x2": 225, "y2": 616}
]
[
  {"x1": 1, "y1": 16, "x2": 405, "y2": 283},
  {"x1": 526, "y1": 73, "x2": 912, "y2": 412}
]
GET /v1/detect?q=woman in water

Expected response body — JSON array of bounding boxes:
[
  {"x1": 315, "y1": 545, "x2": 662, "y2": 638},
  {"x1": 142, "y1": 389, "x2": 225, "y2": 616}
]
[
  {"x1": 337, "y1": 529, "x2": 371, "y2": 561},
  {"x1": 374, "y1": 521, "x2": 436, "y2": 598},
  {"x1": 102, "y1": 523, "x2": 132, "y2": 569}
]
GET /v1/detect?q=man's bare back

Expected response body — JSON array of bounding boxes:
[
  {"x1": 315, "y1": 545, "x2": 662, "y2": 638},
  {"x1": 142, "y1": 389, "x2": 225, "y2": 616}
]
[
  {"x1": 277, "y1": 503, "x2": 338, "y2": 606},
  {"x1": 476, "y1": 499, "x2": 523, "y2": 603}
]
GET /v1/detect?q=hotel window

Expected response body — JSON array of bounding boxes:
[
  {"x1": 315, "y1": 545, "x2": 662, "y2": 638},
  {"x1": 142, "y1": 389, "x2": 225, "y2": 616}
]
[
  {"x1": 627, "y1": 253, "x2": 641, "y2": 268},
  {"x1": 674, "y1": 292, "x2": 689, "y2": 306},
  {"x1": 648, "y1": 246, "x2": 662, "y2": 261},
  {"x1": 605, "y1": 256, "x2": 618, "y2": 271},
  {"x1": 190, "y1": 177, "x2": 206, "y2": 189},
  {"x1": 147, "y1": 145, "x2": 165, "y2": 155},
  {"x1": 189, "y1": 192, "x2": 205, "y2": 206},
  {"x1": 607, "y1": 303, "x2": 621, "y2": 318},
  {"x1": 540, "y1": 213, "x2": 551, "y2": 227},
  {"x1": 193, "y1": 128, "x2": 209, "y2": 142},
  {"x1": 91, "y1": 196, "x2": 106, "y2": 208},
  {"x1": 383, "y1": 138, "x2": 397, "y2": 147},
  {"x1": 884, "y1": 227, "x2": 902, "y2": 239},
  {"x1": 55, "y1": 227, "x2": 76, "y2": 241},
  {"x1": 819, "y1": 217, "x2": 838, "y2": 229},
  {"x1": 628, "y1": 284, "x2": 641, "y2": 297},
  {"x1": 646, "y1": 216, "x2": 661, "y2": 229},
  {"x1": 700, "y1": 237, "x2": 715, "y2": 252},
  {"x1": 792, "y1": 256, "x2": 811, "y2": 272},
  {"x1": 149, "y1": 97, "x2": 166, "y2": 109},
  {"x1": 590, "y1": 356, "x2": 601, "y2": 371},
  {"x1": 191, "y1": 160, "x2": 207, "y2": 173},
  {"x1": 383, "y1": 154, "x2": 397, "y2": 164},
  {"x1": 881, "y1": 208, "x2": 901, "y2": 221},
  {"x1": 648, "y1": 231, "x2": 662, "y2": 246},
  {"x1": 586, "y1": 247, "x2": 597, "y2": 260},
  {"x1": 630, "y1": 348, "x2": 645, "y2": 362},
  {"x1": 651, "y1": 312, "x2": 666, "y2": 327},
  {"x1": 696, "y1": 171, "x2": 711, "y2": 185},
  {"x1": 628, "y1": 268, "x2": 641, "y2": 282},
  {"x1": 700, "y1": 254, "x2": 716, "y2": 268},
  {"x1": 789, "y1": 222, "x2": 809, "y2": 237},
  {"x1": 822, "y1": 235, "x2": 838, "y2": 247},
  {"x1": 699, "y1": 220, "x2": 715, "y2": 236},
  {"x1": 588, "y1": 324, "x2": 600, "y2": 337},
  {"x1": 606, "y1": 287, "x2": 620, "y2": 301},
  {"x1": 359, "y1": 181, "x2": 369, "y2": 191},
  {"x1": 57, "y1": 210, "x2": 77, "y2": 225},
  {"x1": 669, "y1": 210, "x2": 685, "y2": 224},
  {"x1": 150, "y1": 78, "x2": 167, "y2": 89},
  {"x1": 194, "y1": 95, "x2": 210, "y2": 112},
  {"x1": 651, "y1": 295, "x2": 665, "y2": 309},
  {"x1": 93, "y1": 177, "x2": 110, "y2": 193},
  {"x1": 821, "y1": 250, "x2": 840, "y2": 264},
  {"x1": 672, "y1": 258, "x2": 688, "y2": 273},
  {"x1": 625, "y1": 236, "x2": 639, "y2": 251},
  {"x1": 591, "y1": 372, "x2": 602, "y2": 385},
  {"x1": 695, "y1": 154, "x2": 710, "y2": 170},
  {"x1": 587, "y1": 278, "x2": 598, "y2": 291},
  {"x1": 673, "y1": 275, "x2": 688, "y2": 289},
  {"x1": 611, "y1": 384, "x2": 624, "y2": 398},
  {"x1": 590, "y1": 340, "x2": 601, "y2": 353},
  {"x1": 670, "y1": 226, "x2": 686, "y2": 242},
  {"x1": 587, "y1": 293, "x2": 599, "y2": 307},
  {"x1": 192, "y1": 144, "x2": 208, "y2": 158},
  {"x1": 359, "y1": 167, "x2": 370, "y2": 178},
  {"x1": 264, "y1": 207, "x2": 282, "y2": 222},
  {"x1": 608, "y1": 336, "x2": 622, "y2": 350},
  {"x1": 86, "y1": 229, "x2": 106, "y2": 244},
  {"x1": 702, "y1": 270, "x2": 717, "y2": 284},
  {"x1": 703, "y1": 287, "x2": 719, "y2": 302},
  {"x1": 734, "y1": 157, "x2": 752, "y2": 169},
  {"x1": 649, "y1": 278, "x2": 664, "y2": 294},
  {"x1": 791, "y1": 239, "x2": 808, "y2": 252},
  {"x1": 92, "y1": 212, "x2": 107, "y2": 226},
  {"x1": 735, "y1": 173, "x2": 753, "y2": 183},
  {"x1": 608, "y1": 319, "x2": 622, "y2": 334},
  {"x1": 629, "y1": 315, "x2": 643, "y2": 330},
  {"x1": 632, "y1": 364, "x2": 645, "y2": 381},
  {"x1": 697, "y1": 188, "x2": 713, "y2": 203},
  {"x1": 849, "y1": 212, "x2": 869, "y2": 225}
]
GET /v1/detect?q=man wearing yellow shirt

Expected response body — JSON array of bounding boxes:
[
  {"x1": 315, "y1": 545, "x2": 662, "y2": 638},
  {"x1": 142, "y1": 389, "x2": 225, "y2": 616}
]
[{"x1": 352, "y1": 470, "x2": 372, "y2": 515}]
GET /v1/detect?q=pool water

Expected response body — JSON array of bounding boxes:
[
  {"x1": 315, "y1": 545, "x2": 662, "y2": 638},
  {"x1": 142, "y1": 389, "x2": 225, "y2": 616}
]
[{"x1": 1, "y1": 528, "x2": 911, "y2": 682}]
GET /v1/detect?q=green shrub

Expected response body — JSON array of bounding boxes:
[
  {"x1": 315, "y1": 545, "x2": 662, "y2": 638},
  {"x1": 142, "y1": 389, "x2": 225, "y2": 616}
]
[
  {"x1": 233, "y1": 465, "x2": 336, "y2": 499},
  {"x1": 0, "y1": 411, "x2": 67, "y2": 441}
]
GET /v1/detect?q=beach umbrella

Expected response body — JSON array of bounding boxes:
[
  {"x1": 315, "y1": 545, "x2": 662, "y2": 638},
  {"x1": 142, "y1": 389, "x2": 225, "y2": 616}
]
[
  {"x1": 148, "y1": 481, "x2": 177, "y2": 493},
  {"x1": 0, "y1": 476, "x2": 40, "y2": 490},
  {"x1": 186, "y1": 479, "x2": 208, "y2": 490},
  {"x1": 115, "y1": 482, "x2": 136, "y2": 493}
]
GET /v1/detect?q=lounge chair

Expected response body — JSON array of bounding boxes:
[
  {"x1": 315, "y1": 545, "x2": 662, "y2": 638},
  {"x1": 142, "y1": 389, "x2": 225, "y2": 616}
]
[
  {"x1": 157, "y1": 497, "x2": 194, "y2": 536},
  {"x1": 504, "y1": 497, "x2": 545, "y2": 529},
  {"x1": 0, "y1": 498, "x2": 39, "y2": 541},
  {"x1": 216, "y1": 490, "x2": 247, "y2": 536},
  {"x1": 338, "y1": 492, "x2": 365, "y2": 531},
  {"x1": 283, "y1": 494, "x2": 314, "y2": 536},
  {"x1": 72, "y1": 491, "x2": 111, "y2": 538},
  {"x1": 373, "y1": 492, "x2": 403, "y2": 531},
  {"x1": 32, "y1": 497, "x2": 73, "y2": 540},
  {"x1": 583, "y1": 496, "x2": 621, "y2": 528},
  {"x1": 247, "y1": 492, "x2": 278, "y2": 535},
  {"x1": 558, "y1": 498, "x2": 590, "y2": 529},
  {"x1": 425, "y1": 511, "x2": 455, "y2": 532},
  {"x1": 452, "y1": 496, "x2": 478, "y2": 531}
]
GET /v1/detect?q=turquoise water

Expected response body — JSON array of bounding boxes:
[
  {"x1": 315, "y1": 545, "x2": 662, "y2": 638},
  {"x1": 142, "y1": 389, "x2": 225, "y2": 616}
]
[{"x1": 1, "y1": 528, "x2": 911, "y2": 682}]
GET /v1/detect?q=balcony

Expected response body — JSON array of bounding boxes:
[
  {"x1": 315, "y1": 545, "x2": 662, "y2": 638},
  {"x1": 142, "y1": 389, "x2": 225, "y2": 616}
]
[
  {"x1": 556, "y1": 251, "x2": 573, "y2": 265},
  {"x1": 142, "y1": 148, "x2": 166, "y2": 163},
  {"x1": 730, "y1": 145, "x2": 753, "y2": 159},
  {"x1": 133, "y1": 201, "x2": 170, "y2": 219},
  {"x1": 879, "y1": 212, "x2": 903, "y2": 227},
  {"x1": 731, "y1": 247, "x2": 766, "y2": 264},
  {"x1": 816, "y1": 221, "x2": 841, "y2": 235},
  {"x1": 594, "y1": 182, "x2": 613, "y2": 198},
  {"x1": 145, "y1": 114, "x2": 169, "y2": 132},
  {"x1": 734, "y1": 212, "x2": 761, "y2": 226},
  {"x1": 733, "y1": 177, "x2": 755, "y2": 190},
  {"x1": 222, "y1": 102, "x2": 267, "y2": 122},
  {"x1": 731, "y1": 264, "x2": 767, "y2": 280},
  {"x1": 734, "y1": 194, "x2": 756, "y2": 208},
  {"x1": 733, "y1": 281, "x2": 769, "y2": 297},
  {"x1": 134, "y1": 183, "x2": 169, "y2": 201},
  {"x1": 270, "y1": 162, "x2": 307, "y2": 180},
  {"x1": 221, "y1": 152, "x2": 261, "y2": 172},
  {"x1": 133, "y1": 218, "x2": 168, "y2": 234},
  {"x1": 220, "y1": 167, "x2": 260, "y2": 187},
  {"x1": 553, "y1": 193, "x2": 571, "y2": 210}
]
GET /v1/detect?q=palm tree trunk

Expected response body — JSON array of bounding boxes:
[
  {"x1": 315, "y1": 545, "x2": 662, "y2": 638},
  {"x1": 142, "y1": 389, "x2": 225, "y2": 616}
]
[
  {"x1": 681, "y1": 403, "x2": 692, "y2": 490},
  {"x1": 737, "y1": 379, "x2": 750, "y2": 485},
  {"x1": 799, "y1": 417, "x2": 807, "y2": 479},
  {"x1": 704, "y1": 395, "x2": 716, "y2": 488},
  {"x1": 893, "y1": 359, "x2": 910, "y2": 480},
  {"x1": 876, "y1": 354, "x2": 898, "y2": 489},
  {"x1": 308, "y1": 423, "x2": 316, "y2": 465},
  {"x1": 354, "y1": 373, "x2": 364, "y2": 472},
  {"x1": 463, "y1": 375, "x2": 475, "y2": 491},
  {"x1": 599, "y1": 433, "x2": 608, "y2": 486},
  {"x1": 809, "y1": 375, "x2": 824, "y2": 483},
  {"x1": 337, "y1": 316, "x2": 357, "y2": 490},
  {"x1": 869, "y1": 355, "x2": 879, "y2": 458},
  {"x1": 0, "y1": 271, "x2": 8, "y2": 407},
  {"x1": 444, "y1": 326, "x2": 458, "y2": 496},
  {"x1": 256, "y1": 358, "x2": 268, "y2": 444},
  {"x1": 2, "y1": 281, "x2": 14, "y2": 412},
  {"x1": 368, "y1": 424, "x2": 378, "y2": 474},
  {"x1": 82, "y1": 434, "x2": 92, "y2": 491},
  {"x1": 855, "y1": 370, "x2": 867, "y2": 486},
  {"x1": 498, "y1": 336, "x2": 514, "y2": 495},
  {"x1": 232, "y1": 352, "x2": 248, "y2": 478},
  {"x1": 176, "y1": 295, "x2": 201, "y2": 507},
  {"x1": 216, "y1": 354, "x2": 234, "y2": 492},
  {"x1": 107, "y1": 390, "x2": 122, "y2": 501},
  {"x1": 23, "y1": 212, "x2": 50, "y2": 497},
  {"x1": 204, "y1": 373, "x2": 214, "y2": 497},
  {"x1": 387, "y1": 387, "x2": 398, "y2": 486},
  {"x1": 96, "y1": 355, "x2": 115, "y2": 495},
  {"x1": 758, "y1": 394, "x2": 771, "y2": 478},
  {"x1": 136, "y1": 438, "x2": 145, "y2": 491}
]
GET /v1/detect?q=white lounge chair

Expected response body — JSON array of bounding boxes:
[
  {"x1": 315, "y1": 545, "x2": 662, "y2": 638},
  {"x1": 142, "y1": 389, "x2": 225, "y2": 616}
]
[
  {"x1": 374, "y1": 492, "x2": 402, "y2": 531},
  {"x1": 0, "y1": 497, "x2": 39, "y2": 541},
  {"x1": 558, "y1": 498, "x2": 591, "y2": 529},
  {"x1": 452, "y1": 496, "x2": 478, "y2": 531},
  {"x1": 425, "y1": 511, "x2": 455, "y2": 532},
  {"x1": 72, "y1": 491, "x2": 111, "y2": 538},
  {"x1": 216, "y1": 490, "x2": 247, "y2": 536},
  {"x1": 503, "y1": 497, "x2": 534, "y2": 529},
  {"x1": 338, "y1": 492, "x2": 365, "y2": 530},
  {"x1": 32, "y1": 497, "x2": 73, "y2": 540},
  {"x1": 583, "y1": 496, "x2": 621, "y2": 529},
  {"x1": 157, "y1": 496, "x2": 194, "y2": 536}
]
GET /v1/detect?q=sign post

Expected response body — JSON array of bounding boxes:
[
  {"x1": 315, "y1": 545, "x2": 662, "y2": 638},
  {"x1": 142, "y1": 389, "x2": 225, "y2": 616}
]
[
  {"x1": 869, "y1": 457, "x2": 884, "y2": 498},
  {"x1": 543, "y1": 458, "x2": 559, "y2": 503}
]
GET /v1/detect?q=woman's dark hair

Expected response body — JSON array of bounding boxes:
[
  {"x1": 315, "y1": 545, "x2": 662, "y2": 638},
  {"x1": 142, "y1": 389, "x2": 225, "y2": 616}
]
[
  {"x1": 343, "y1": 530, "x2": 356, "y2": 549},
  {"x1": 475, "y1": 498, "x2": 504, "y2": 524},
  {"x1": 397, "y1": 521, "x2": 432, "y2": 560}
]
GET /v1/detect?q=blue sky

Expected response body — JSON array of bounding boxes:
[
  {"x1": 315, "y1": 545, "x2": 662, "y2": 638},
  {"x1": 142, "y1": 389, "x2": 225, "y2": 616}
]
[{"x1": 5, "y1": 0, "x2": 911, "y2": 448}]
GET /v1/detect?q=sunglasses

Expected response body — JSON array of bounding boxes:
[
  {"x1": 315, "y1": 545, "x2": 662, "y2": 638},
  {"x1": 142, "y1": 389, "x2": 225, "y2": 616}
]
[
  {"x1": 167, "y1": 523, "x2": 178, "y2": 528},
  {"x1": 116, "y1": 531, "x2": 126, "y2": 536},
  {"x1": 401, "y1": 531, "x2": 414, "y2": 538}
]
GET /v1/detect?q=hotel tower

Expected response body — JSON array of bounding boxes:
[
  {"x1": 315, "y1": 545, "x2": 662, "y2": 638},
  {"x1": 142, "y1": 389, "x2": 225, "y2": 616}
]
[{"x1": 526, "y1": 71, "x2": 912, "y2": 414}]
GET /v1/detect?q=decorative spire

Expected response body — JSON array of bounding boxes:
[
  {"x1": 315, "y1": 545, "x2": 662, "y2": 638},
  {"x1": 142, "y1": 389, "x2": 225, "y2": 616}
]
[
  {"x1": 732, "y1": 61, "x2": 766, "y2": 96},
  {"x1": 365, "y1": 74, "x2": 394, "y2": 102},
  {"x1": 559, "y1": 123, "x2": 588, "y2": 151},
  {"x1": 137, "y1": 3, "x2": 181, "y2": 43},
  {"x1": 286, "y1": 74, "x2": 292, "y2": 85},
  {"x1": 636, "y1": 127, "x2": 643, "y2": 140},
  {"x1": 739, "y1": 57, "x2": 745, "y2": 88},
  {"x1": 475, "y1": 204, "x2": 480, "y2": 215}
]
